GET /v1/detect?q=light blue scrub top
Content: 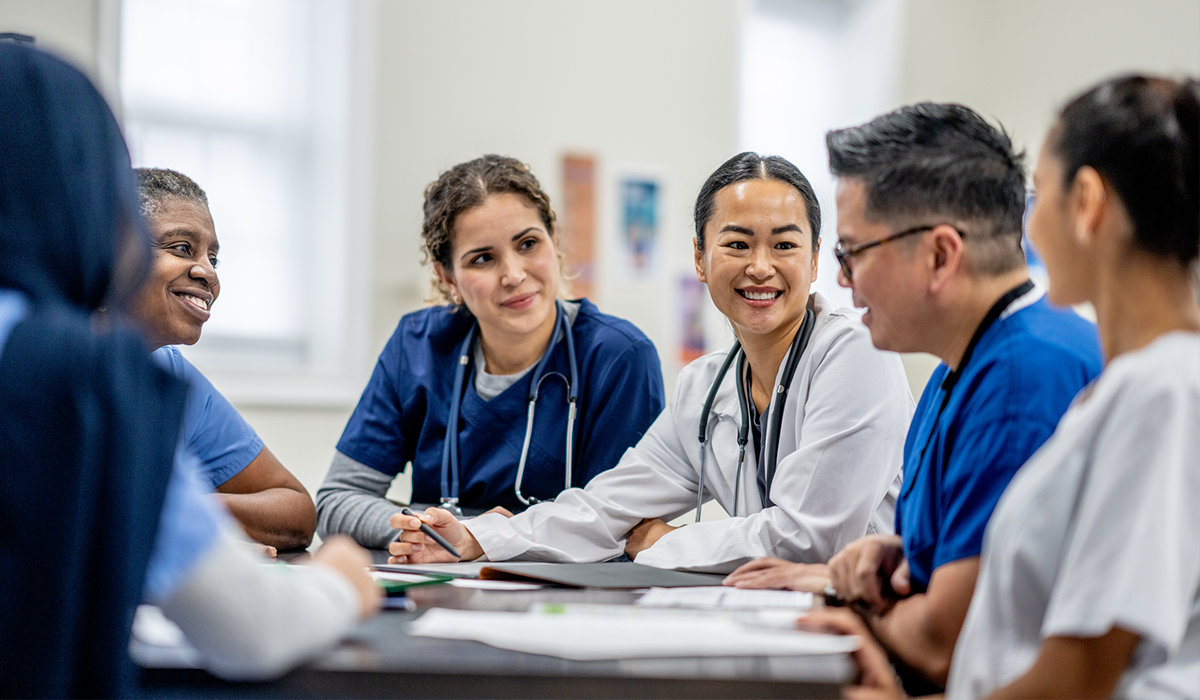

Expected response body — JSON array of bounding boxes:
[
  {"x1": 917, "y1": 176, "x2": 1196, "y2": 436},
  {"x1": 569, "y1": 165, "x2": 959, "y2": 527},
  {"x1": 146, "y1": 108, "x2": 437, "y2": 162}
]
[
  {"x1": 152, "y1": 346, "x2": 264, "y2": 490},
  {"x1": 0, "y1": 291, "x2": 223, "y2": 604}
]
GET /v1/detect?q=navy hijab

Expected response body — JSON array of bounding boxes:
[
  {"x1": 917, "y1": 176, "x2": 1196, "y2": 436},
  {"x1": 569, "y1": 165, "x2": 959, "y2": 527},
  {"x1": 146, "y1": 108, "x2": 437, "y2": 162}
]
[{"x1": 0, "y1": 44, "x2": 188, "y2": 697}]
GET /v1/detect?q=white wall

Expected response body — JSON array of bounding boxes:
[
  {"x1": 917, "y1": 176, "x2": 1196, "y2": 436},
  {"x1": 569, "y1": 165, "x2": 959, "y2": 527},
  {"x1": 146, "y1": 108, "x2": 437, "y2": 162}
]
[
  {"x1": 893, "y1": 0, "x2": 1200, "y2": 393},
  {"x1": 4, "y1": 0, "x2": 1198, "y2": 497},
  {"x1": 371, "y1": 0, "x2": 742, "y2": 373},
  {"x1": 902, "y1": 0, "x2": 1200, "y2": 164}
]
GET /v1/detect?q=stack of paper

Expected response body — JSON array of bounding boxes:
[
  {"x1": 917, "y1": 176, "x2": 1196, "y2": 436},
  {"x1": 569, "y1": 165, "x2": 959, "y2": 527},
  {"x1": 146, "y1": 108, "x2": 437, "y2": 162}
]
[
  {"x1": 635, "y1": 586, "x2": 814, "y2": 611},
  {"x1": 408, "y1": 607, "x2": 857, "y2": 661}
]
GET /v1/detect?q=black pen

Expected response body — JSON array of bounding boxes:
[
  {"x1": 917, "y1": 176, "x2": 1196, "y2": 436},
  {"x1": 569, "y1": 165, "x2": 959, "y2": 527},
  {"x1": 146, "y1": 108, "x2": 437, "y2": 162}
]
[{"x1": 400, "y1": 507, "x2": 462, "y2": 559}]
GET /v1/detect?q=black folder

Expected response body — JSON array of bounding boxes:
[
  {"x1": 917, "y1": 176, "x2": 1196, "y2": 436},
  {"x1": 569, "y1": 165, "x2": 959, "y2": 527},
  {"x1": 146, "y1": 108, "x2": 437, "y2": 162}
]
[{"x1": 477, "y1": 562, "x2": 726, "y2": 589}]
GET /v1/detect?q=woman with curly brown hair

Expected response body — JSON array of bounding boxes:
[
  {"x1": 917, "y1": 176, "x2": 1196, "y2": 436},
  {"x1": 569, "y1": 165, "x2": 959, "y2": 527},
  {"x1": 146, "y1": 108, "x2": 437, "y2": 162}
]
[{"x1": 317, "y1": 155, "x2": 665, "y2": 547}]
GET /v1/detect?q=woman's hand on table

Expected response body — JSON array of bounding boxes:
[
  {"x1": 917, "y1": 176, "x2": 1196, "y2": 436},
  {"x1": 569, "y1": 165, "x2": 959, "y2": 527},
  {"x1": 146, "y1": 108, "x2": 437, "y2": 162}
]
[
  {"x1": 389, "y1": 506, "x2": 484, "y2": 563},
  {"x1": 799, "y1": 608, "x2": 908, "y2": 699},
  {"x1": 723, "y1": 557, "x2": 832, "y2": 592}
]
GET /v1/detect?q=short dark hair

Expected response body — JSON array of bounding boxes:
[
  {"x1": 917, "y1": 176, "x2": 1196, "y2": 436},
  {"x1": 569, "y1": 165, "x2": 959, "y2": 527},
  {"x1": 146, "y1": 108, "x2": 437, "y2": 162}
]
[
  {"x1": 421, "y1": 155, "x2": 556, "y2": 304},
  {"x1": 826, "y1": 103, "x2": 1027, "y2": 275},
  {"x1": 1052, "y1": 75, "x2": 1199, "y2": 267},
  {"x1": 134, "y1": 168, "x2": 209, "y2": 221},
  {"x1": 694, "y1": 152, "x2": 821, "y2": 251}
]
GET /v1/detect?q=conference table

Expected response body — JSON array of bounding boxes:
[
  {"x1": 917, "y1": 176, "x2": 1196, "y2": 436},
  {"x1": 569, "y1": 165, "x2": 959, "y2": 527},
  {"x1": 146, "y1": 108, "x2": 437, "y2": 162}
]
[{"x1": 134, "y1": 551, "x2": 854, "y2": 699}]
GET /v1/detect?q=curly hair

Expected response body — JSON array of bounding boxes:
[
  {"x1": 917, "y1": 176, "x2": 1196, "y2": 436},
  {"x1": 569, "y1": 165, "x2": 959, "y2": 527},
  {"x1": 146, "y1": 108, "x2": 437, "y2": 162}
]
[{"x1": 421, "y1": 155, "x2": 557, "y2": 304}]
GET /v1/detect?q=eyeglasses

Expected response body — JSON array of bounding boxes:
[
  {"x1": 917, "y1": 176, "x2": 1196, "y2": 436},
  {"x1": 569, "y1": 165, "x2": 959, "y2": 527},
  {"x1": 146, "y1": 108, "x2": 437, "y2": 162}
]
[{"x1": 834, "y1": 224, "x2": 960, "y2": 281}]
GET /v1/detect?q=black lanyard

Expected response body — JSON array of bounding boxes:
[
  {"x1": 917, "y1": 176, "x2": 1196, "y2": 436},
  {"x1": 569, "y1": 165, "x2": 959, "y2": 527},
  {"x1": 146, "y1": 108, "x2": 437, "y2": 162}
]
[{"x1": 916, "y1": 279, "x2": 1035, "y2": 465}]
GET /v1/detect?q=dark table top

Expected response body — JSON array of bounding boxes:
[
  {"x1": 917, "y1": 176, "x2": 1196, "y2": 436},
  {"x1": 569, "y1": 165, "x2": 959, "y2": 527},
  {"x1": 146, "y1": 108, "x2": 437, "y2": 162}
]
[{"x1": 135, "y1": 552, "x2": 853, "y2": 699}]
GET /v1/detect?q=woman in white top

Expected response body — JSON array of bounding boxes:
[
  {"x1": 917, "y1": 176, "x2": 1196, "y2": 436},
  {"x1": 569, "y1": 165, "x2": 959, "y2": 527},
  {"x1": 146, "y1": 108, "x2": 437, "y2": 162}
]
[
  {"x1": 813, "y1": 75, "x2": 1200, "y2": 699},
  {"x1": 388, "y1": 152, "x2": 914, "y2": 573}
]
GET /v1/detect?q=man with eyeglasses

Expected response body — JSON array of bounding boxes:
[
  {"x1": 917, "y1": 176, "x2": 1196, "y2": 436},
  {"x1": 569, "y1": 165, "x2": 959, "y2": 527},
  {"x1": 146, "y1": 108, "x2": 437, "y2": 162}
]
[{"x1": 807, "y1": 103, "x2": 1099, "y2": 693}]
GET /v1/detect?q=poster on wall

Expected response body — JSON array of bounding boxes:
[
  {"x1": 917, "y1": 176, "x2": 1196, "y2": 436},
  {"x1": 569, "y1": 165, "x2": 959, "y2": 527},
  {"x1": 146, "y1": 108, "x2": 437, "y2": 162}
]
[
  {"x1": 678, "y1": 275, "x2": 707, "y2": 365},
  {"x1": 616, "y1": 175, "x2": 662, "y2": 278},
  {"x1": 561, "y1": 154, "x2": 597, "y2": 300}
]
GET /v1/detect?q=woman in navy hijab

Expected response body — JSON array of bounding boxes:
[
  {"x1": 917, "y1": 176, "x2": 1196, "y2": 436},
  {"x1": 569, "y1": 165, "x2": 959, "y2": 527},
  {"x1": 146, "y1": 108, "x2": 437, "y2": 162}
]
[
  {"x1": 0, "y1": 40, "x2": 186, "y2": 698},
  {"x1": 0, "y1": 44, "x2": 377, "y2": 696}
]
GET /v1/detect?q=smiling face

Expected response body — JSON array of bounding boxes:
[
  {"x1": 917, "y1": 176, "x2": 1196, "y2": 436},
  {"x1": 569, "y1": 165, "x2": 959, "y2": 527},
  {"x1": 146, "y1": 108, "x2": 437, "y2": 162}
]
[
  {"x1": 436, "y1": 193, "x2": 561, "y2": 349},
  {"x1": 694, "y1": 179, "x2": 817, "y2": 343},
  {"x1": 834, "y1": 178, "x2": 929, "y2": 353},
  {"x1": 130, "y1": 196, "x2": 220, "y2": 349}
]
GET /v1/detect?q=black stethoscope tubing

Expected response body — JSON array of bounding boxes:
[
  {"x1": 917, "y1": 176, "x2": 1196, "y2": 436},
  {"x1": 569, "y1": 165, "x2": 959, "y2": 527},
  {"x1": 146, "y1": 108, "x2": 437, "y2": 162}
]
[
  {"x1": 694, "y1": 307, "x2": 816, "y2": 522},
  {"x1": 440, "y1": 299, "x2": 579, "y2": 513}
]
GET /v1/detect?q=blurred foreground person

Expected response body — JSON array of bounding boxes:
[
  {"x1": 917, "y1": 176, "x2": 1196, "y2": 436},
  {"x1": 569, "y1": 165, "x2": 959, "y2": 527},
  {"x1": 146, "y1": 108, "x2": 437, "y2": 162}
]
[{"x1": 0, "y1": 44, "x2": 378, "y2": 697}]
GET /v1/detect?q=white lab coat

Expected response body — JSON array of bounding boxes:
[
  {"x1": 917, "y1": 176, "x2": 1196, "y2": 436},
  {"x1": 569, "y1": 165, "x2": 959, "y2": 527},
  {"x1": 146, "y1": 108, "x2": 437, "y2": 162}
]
[{"x1": 464, "y1": 293, "x2": 914, "y2": 573}]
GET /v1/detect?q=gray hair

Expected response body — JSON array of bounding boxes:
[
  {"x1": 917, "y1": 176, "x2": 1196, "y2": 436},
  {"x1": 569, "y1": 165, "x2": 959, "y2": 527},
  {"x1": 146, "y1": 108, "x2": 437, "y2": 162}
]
[{"x1": 134, "y1": 167, "x2": 209, "y2": 220}]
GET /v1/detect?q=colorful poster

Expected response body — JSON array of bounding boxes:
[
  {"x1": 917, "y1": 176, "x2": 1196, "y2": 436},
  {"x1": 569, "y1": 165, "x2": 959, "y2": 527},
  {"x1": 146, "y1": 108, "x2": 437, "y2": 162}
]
[
  {"x1": 678, "y1": 275, "x2": 707, "y2": 365},
  {"x1": 561, "y1": 154, "x2": 596, "y2": 300},
  {"x1": 618, "y1": 176, "x2": 661, "y2": 277}
]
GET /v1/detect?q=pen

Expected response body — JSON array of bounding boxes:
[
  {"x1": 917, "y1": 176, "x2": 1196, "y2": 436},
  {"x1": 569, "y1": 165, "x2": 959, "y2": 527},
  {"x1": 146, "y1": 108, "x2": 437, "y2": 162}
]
[{"x1": 400, "y1": 507, "x2": 462, "y2": 559}]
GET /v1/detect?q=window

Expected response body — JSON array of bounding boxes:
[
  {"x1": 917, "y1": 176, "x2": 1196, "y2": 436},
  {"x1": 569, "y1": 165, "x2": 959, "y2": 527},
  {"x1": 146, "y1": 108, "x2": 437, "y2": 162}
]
[
  {"x1": 118, "y1": 0, "x2": 374, "y2": 405},
  {"x1": 740, "y1": 0, "x2": 903, "y2": 310}
]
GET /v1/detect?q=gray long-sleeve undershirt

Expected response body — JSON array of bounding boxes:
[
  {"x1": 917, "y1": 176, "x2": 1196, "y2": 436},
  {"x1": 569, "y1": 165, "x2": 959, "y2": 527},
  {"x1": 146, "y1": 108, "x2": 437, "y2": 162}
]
[{"x1": 316, "y1": 451, "x2": 406, "y2": 549}]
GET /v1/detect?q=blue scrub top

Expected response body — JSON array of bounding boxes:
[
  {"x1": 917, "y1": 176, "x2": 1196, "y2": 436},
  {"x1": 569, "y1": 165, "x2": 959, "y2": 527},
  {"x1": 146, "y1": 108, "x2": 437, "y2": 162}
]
[
  {"x1": 0, "y1": 290, "x2": 221, "y2": 606},
  {"x1": 896, "y1": 296, "x2": 1102, "y2": 591},
  {"x1": 152, "y1": 346, "x2": 264, "y2": 490},
  {"x1": 337, "y1": 299, "x2": 665, "y2": 512}
]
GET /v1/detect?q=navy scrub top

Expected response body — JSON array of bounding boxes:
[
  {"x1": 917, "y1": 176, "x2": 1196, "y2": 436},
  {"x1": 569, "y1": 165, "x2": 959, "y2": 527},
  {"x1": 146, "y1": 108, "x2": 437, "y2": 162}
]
[{"x1": 337, "y1": 298, "x2": 665, "y2": 512}]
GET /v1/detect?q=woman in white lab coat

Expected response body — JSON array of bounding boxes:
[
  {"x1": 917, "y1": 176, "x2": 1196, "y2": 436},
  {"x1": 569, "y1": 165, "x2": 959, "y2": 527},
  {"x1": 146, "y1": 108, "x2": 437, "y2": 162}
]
[{"x1": 390, "y1": 152, "x2": 914, "y2": 574}]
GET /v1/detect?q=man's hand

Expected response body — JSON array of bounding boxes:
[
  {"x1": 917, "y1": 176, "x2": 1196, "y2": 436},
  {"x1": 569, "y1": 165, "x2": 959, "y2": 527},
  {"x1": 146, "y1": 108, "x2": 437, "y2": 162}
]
[
  {"x1": 388, "y1": 507, "x2": 483, "y2": 563},
  {"x1": 723, "y1": 557, "x2": 831, "y2": 592},
  {"x1": 309, "y1": 535, "x2": 381, "y2": 619},
  {"x1": 624, "y1": 518, "x2": 678, "y2": 559},
  {"x1": 828, "y1": 534, "x2": 907, "y2": 613}
]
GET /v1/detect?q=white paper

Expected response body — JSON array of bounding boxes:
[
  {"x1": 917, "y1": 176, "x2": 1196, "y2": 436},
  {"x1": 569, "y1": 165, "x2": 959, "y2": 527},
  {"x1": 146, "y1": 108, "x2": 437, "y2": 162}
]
[
  {"x1": 408, "y1": 607, "x2": 858, "y2": 660},
  {"x1": 448, "y1": 578, "x2": 544, "y2": 590},
  {"x1": 636, "y1": 586, "x2": 814, "y2": 611}
]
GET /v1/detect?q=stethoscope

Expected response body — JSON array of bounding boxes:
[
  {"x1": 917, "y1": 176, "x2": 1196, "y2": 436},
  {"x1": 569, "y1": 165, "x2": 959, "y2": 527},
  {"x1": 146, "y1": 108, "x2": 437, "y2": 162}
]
[
  {"x1": 693, "y1": 308, "x2": 815, "y2": 523},
  {"x1": 439, "y1": 299, "x2": 579, "y2": 514}
]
